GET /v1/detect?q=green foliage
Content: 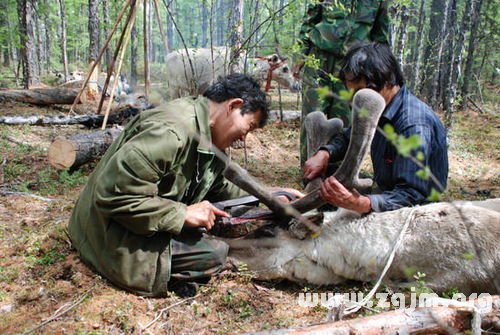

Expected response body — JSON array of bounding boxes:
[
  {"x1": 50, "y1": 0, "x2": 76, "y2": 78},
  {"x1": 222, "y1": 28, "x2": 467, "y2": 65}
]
[
  {"x1": 34, "y1": 249, "x2": 66, "y2": 265},
  {"x1": 427, "y1": 188, "x2": 441, "y2": 202},
  {"x1": 462, "y1": 252, "x2": 475, "y2": 261},
  {"x1": 338, "y1": 88, "x2": 353, "y2": 102},
  {"x1": 412, "y1": 271, "x2": 434, "y2": 295},
  {"x1": 383, "y1": 124, "x2": 422, "y2": 158},
  {"x1": 442, "y1": 287, "x2": 460, "y2": 299}
]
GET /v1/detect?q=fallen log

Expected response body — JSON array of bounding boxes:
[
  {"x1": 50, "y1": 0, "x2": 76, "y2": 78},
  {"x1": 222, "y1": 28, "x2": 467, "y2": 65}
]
[
  {"x1": 0, "y1": 88, "x2": 79, "y2": 105},
  {"x1": 252, "y1": 296, "x2": 499, "y2": 335},
  {"x1": 0, "y1": 105, "x2": 142, "y2": 128},
  {"x1": 48, "y1": 127, "x2": 123, "y2": 170}
]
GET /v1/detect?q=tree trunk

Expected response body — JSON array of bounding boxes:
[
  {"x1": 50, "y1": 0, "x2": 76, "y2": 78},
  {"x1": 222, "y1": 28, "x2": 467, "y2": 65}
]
[
  {"x1": 216, "y1": 0, "x2": 225, "y2": 46},
  {"x1": 394, "y1": 5, "x2": 409, "y2": 66},
  {"x1": 0, "y1": 88, "x2": 79, "y2": 105},
  {"x1": 201, "y1": 0, "x2": 209, "y2": 47},
  {"x1": 43, "y1": 0, "x2": 51, "y2": 73},
  {"x1": 143, "y1": 0, "x2": 150, "y2": 97},
  {"x1": 58, "y1": 0, "x2": 69, "y2": 82},
  {"x1": 166, "y1": 0, "x2": 175, "y2": 50},
  {"x1": 460, "y1": 0, "x2": 484, "y2": 109},
  {"x1": 255, "y1": 296, "x2": 499, "y2": 335},
  {"x1": 102, "y1": 0, "x2": 111, "y2": 71},
  {"x1": 228, "y1": 0, "x2": 244, "y2": 73},
  {"x1": 88, "y1": 0, "x2": 100, "y2": 61},
  {"x1": 0, "y1": 1, "x2": 10, "y2": 67},
  {"x1": 427, "y1": 0, "x2": 452, "y2": 109},
  {"x1": 130, "y1": 20, "x2": 138, "y2": 87},
  {"x1": 0, "y1": 104, "x2": 143, "y2": 126},
  {"x1": 251, "y1": 0, "x2": 260, "y2": 56},
  {"x1": 34, "y1": 8, "x2": 43, "y2": 76},
  {"x1": 88, "y1": 0, "x2": 100, "y2": 97},
  {"x1": 419, "y1": 0, "x2": 444, "y2": 100},
  {"x1": 48, "y1": 127, "x2": 123, "y2": 170},
  {"x1": 444, "y1": 0, "x2": 467, "y2": 126},
  {"x1": 17, "y1": 0, "x2": 41, "y2": 88},
  {"x1": 437, "y1": 0, "x2": 457, "y2": 110}
]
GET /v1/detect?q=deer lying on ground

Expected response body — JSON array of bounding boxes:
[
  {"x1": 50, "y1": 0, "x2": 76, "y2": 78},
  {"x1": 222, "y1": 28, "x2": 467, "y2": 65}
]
[
  {"x1": 165, "y1": 47, "x2": 301, "y2": 99},
  {"x1": 222, "y1": 89, "x2": 500, "y2": 295}
]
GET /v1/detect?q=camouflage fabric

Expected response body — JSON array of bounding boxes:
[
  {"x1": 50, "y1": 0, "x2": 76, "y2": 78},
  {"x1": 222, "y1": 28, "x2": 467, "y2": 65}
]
[{"x1": 298, "y1": 0, "x2": 390, "y2": 166}]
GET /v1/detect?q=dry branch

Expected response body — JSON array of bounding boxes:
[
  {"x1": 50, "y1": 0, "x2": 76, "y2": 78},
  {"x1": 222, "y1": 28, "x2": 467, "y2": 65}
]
[{"x1": 254, "y1": 296, "x2": 499, "y2": 335}]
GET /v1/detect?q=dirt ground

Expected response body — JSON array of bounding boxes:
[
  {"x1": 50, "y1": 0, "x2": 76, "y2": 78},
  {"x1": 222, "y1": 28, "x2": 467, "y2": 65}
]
[{"x1": 0, "y1": 93, "x2": 498, "y2": 334}]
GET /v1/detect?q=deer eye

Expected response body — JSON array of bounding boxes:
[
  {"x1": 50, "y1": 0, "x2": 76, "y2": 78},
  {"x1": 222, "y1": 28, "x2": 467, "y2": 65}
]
[
  {"x1": 271, "y1": 55, "x2": 278, "y2": 62},
  {"x1": 282, "y1": 66, "x2": 289, "y2": 73}
]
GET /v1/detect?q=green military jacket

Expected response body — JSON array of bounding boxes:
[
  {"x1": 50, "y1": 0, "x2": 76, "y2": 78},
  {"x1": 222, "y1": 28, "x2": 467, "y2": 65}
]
[
  {"x1": 68, "y1": 96, "x2": 244, "y2": 296},
  {"x1": 299, "y1": 0, "x2": 390, "y2": 74}
]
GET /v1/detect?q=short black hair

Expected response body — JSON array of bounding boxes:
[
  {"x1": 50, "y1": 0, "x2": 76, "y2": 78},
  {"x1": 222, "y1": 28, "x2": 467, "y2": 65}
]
[
  {"x1": 339, "y1": 42, "x2": 405, "y2": 92},
  {"x1": 203, "y1": 73, "x2": 269, "y2": 127}
]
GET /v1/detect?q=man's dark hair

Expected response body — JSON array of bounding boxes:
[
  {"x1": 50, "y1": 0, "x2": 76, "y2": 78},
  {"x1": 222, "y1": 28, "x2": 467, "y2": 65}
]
[
  {"x1": 339, "y1": 42, "x2": 405, "y2": 92},
  {"x1": 203, "y1": 73, "x2": 269, "y2": 127}
]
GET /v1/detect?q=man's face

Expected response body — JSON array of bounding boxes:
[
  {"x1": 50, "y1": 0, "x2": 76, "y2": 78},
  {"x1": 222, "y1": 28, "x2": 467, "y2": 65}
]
[
  {"x1": 212, "y1": 104, "x2": 262, "y2": 151},
  {"x1": 344, "y1": 73, "x2": 367, "y2": 96}
]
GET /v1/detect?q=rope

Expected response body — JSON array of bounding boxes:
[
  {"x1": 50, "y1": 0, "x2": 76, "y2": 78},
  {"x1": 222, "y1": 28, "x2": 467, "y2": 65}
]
[{"x1": 341, "y1": 208, "x2": 417, "y2": 315}]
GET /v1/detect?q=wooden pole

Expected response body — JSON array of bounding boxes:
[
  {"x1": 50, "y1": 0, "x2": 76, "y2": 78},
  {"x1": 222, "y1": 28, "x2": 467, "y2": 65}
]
[
  {"x1": 68, "y1": 0, "x2": 133, "y2": 114},
  {"x1": 96, "y1": 1, "x2": 137, "y2": 115},
  {"x1": 152, "y1": 0, "x2": 169, "y2": 56},
  {"x1": 101, "y1": 6, "x2": 137, "y2": 129}
]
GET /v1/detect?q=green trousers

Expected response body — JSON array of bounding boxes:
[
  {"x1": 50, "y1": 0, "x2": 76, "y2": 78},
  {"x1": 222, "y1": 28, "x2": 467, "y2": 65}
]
[{"x1": 170, "y1": 229, "x2": 229, "y2": 284}]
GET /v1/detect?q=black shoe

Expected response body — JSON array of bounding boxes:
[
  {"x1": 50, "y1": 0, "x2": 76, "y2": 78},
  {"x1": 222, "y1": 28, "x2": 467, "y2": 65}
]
[{"x1": 169, "y1": 281, "x2": 199, "y2": 298}]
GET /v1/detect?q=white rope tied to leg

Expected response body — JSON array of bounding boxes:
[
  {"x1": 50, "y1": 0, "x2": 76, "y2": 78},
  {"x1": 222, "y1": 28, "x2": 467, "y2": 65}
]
[{"x1": 343, "y1": 208, "x2": 417, "y2": 316}]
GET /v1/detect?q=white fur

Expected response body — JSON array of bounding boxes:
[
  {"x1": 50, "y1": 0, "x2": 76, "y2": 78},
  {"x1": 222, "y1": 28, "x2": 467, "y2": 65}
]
[
  {"x1": 165, "y1": 47, "x2": 301, "y2": 99},
  {"x1": 227, "y1": 200, "x2": 500, "y2": 294}
]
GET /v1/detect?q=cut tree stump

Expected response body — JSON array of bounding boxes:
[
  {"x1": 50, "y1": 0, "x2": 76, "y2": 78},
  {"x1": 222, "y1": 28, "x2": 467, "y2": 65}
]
[
  {"x1": 48, "y1": 127, "x2": 123, "y2": 170},
  {"x1": 0, "y1": 88, "x2": 79, "y2": 105},
  {"x1": 252, "y1": 296, "x2": 499, "y2": 335}
]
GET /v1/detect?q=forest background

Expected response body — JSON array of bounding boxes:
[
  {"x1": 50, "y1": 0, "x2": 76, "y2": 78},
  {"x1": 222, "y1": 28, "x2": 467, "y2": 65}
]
[
  {"x1": 0, "y1": 0, "x2": 499, "y2": 334},
  {"x1": 2, "y1": 0, "x2": 499, "y2": 123}
]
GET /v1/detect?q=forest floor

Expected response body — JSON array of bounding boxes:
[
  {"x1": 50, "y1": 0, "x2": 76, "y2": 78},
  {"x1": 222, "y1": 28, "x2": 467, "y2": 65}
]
[{"x1": 0, "y1": 90, "x2": 498, "y2": 335}]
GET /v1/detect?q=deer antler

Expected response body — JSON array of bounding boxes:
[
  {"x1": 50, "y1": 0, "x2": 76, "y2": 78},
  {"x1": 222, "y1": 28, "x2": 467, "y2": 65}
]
[{"x1": 292, "y1": 88, "x2": 386, "y2": 213}]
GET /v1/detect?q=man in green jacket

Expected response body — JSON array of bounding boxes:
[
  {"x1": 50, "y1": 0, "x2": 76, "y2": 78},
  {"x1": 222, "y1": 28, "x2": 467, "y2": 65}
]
[
  {"x1": 69, "y1": 74, "x2": 298, "y2": 297},
  {"x1": 295, "y1": 0, "x2": 390, "y2": 167}
]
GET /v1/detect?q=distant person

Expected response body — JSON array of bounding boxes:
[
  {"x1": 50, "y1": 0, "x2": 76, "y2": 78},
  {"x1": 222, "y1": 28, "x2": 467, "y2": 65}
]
[
  {"x1": 303, "y1": 43, "x2": 448, "y2": 213},
  {"x1": 294, "y1": 0, "x2": 390, "y2": 167},
  {"x1": 69, "y1": 74, "x2": 302, "y2": 297}
]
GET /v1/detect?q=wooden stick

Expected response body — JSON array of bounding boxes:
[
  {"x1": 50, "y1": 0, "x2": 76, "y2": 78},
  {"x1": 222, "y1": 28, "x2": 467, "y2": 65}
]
[
  {"x1": 152, "y1": 0, "x2": 169, "y2": 55},
  {"x1": 68, "y1": 0, "x2": 133, "y2": 114},
  {"x1": 101, "y1": 7, "x2": 137, "y2": 129},
  {"x1": 21, "y1": 284, "x2": 95, "y2": 335},
  {"x1": 96, "y1": 1, "x2": 137, "y2": 115}
]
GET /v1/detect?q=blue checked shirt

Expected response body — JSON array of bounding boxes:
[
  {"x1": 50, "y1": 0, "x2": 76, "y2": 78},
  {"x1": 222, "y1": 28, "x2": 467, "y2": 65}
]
[{"x1": 320, "y1": 86, "x2": 448, "y2": 212}]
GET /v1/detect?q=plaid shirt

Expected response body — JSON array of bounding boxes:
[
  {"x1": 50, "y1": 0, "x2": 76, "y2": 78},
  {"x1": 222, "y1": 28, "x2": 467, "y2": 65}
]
[{"x1": 321, "y1": 86, "x2": 449, "y2": 212}]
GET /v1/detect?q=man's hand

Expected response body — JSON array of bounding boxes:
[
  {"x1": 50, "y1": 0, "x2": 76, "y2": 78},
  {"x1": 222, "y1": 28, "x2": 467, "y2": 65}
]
[
  {"x1": 303, "y1": 150, "x2": 330, "y2": 181},
  {"x1": 184, "y1": 201, "x2": 230, "y2": 230},
  {"x1": 320, "y1": 176, "x2": 371, "y2": 214}
]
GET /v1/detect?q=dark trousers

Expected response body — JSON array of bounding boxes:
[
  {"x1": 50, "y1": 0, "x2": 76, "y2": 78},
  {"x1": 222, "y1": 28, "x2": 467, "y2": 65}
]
[{"x1": 170, "y1": 228, "x2": 229, "y2": 284}]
